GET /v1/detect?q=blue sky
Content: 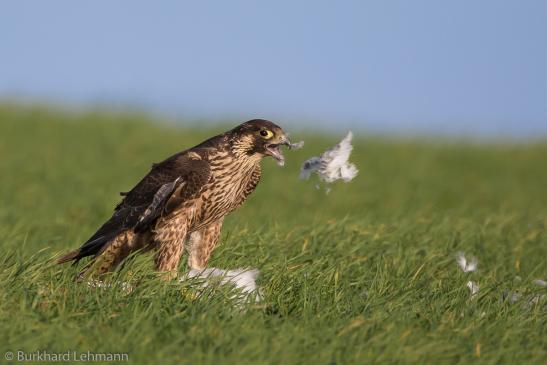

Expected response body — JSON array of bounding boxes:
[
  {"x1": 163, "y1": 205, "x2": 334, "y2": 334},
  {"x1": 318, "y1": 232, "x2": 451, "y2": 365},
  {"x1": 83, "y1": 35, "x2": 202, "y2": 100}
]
[{"x1": 1, "y1": 1, "x2": 546, "y2": 136}]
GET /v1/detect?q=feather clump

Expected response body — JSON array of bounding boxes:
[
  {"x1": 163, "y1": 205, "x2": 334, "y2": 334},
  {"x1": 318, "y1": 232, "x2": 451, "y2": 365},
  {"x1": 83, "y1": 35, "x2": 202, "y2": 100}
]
[
  {"x1": 300, "y1": 131, "x2": 358, "y2": 184},
  {"x1": 287, "y1": 140, "x2": 305, "y2": 150},
  {"x1": 181, "y1": 267, "x2": 262, "y2": 301},
  {"x1": 467, "y1": 281, "x2": 480, "y2": 298},
  {"x1": 532, "y1": 279, "x2": 546, "y2": 287},
  {"x1": 456, "y1": 251, "x2": 478, "y2": 272},
  {"x1": 456, "y1": 252, "x2": 479, "y2": 299}
]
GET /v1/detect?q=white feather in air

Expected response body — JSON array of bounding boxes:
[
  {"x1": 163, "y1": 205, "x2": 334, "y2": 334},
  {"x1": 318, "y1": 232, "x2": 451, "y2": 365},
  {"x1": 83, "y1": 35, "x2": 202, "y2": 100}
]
[
  {"x1": 300, "y1": 131, "x2": 358, "y2": 183},
  {"x1": 288, "y1": 140, "x2": 305, "y2": 150}
]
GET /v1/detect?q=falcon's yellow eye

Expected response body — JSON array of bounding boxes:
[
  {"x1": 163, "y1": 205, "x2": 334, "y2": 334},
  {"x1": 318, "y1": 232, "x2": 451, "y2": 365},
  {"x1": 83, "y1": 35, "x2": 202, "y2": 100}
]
[{"x1": 259, "y1": 129, "x2": 274, "y2": 139}]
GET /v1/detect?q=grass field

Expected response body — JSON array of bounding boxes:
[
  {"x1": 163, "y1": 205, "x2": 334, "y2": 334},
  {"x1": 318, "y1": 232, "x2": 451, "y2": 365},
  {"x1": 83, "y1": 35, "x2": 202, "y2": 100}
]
[{"x1": 0, "y1": 104, "x2": 546, "y2": 364}]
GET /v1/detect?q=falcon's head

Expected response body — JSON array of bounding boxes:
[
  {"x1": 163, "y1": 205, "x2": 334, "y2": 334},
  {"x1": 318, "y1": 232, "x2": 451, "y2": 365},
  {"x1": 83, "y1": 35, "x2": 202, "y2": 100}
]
[{"x1": 230, "y1": 119, "x2": 292, "y2": 166}]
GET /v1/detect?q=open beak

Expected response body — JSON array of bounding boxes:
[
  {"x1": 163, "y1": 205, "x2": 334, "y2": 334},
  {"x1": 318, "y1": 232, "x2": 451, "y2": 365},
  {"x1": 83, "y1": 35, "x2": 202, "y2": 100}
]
[{"x1": 265, "y1": 134, "x2": 291, "y2": 167}]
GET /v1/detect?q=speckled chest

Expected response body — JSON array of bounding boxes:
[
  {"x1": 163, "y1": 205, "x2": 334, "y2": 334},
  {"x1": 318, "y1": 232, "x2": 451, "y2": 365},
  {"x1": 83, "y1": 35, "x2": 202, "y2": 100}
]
[{"x1": 193, "y1": 151, "x2": 261, "y2": 229}]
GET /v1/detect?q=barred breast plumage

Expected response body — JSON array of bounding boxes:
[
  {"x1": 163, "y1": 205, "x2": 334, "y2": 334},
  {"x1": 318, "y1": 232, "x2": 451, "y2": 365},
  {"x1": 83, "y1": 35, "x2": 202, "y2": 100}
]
[{"x1": 185, "y1": 149, "x2": 262, "y2": 230}]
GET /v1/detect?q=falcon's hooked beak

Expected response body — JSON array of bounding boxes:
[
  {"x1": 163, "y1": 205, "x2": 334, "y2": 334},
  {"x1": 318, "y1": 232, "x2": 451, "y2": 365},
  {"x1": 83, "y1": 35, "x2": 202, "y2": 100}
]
[{"x1": 265, "y1": 134, "x2": 292, "y2": 167}]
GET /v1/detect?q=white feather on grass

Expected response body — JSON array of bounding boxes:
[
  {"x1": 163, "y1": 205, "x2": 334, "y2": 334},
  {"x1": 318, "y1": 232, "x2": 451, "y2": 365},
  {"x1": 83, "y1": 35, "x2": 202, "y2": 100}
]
[
  {"x1": 467, "y1": 281, "x2": 479, "y2": 298},
  {"x1": 87, "y1": 279, "x2": 133, "y2": 293},
  {"x1": 502, "y1": 290, "x2": 522, "y2": 304},
  {"x1": 85, "y1": 268, "x2": 262, "y2": 302},
  {"x1": 300, "y1": 131, "x2": 358, "y2": 184},
  {"x1": 183, "y1": 268, "x2": 260, "y2": 293},
  {"x1": 456, "y1": 252, "x2": 478, "y2": 272},
  {"x1": 181, "y1": 267, "x2": 263, "y2": 302}
]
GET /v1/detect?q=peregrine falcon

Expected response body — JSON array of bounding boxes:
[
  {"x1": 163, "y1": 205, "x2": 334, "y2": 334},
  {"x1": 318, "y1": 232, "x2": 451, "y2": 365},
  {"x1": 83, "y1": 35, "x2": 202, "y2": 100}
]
[{"x1": 58, "y1": 119, "x2": 293, "y2": 279}]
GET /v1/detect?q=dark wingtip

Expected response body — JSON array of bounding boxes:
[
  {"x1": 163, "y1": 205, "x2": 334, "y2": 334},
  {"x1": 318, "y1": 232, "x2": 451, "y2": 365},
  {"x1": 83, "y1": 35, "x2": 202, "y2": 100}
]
[{"x1": 57, "y1": 250, "x2": 81, "y2": 264}]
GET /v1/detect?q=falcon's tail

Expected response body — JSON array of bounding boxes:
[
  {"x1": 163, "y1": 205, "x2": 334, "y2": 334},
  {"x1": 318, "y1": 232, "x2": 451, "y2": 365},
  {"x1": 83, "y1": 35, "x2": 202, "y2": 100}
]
[
  {"x1": 57, "y1": 249, "x2": 81, "y2": 264},
  {"x1": 57, "y1": 205, "x2": 136, "y2": 265},
  {"x1": 57, "y1": 233, "x2": 117, "y2": 264},
  {"x1": 58, "y1": 231, "x2": 139, "y2": 280}
]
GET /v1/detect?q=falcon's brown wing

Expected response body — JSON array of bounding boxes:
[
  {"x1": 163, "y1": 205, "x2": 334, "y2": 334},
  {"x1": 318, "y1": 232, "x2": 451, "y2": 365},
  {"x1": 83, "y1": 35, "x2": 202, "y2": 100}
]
[{"x1": 58, "y1": 152, "x2": 211, "y2": 263}]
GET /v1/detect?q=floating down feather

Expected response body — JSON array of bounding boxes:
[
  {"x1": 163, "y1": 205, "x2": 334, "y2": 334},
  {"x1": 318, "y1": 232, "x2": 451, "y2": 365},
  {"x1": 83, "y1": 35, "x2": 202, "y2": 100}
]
[{"x1": 300, "y1": 131, "x2": 358, "y2": 184}]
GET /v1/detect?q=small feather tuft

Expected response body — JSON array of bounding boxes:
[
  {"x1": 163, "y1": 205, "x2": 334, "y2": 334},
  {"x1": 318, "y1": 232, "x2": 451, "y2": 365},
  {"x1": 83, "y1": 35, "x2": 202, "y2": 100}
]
[{"x1": 456, "y1": 252, "x2": 478, "y2": 272}]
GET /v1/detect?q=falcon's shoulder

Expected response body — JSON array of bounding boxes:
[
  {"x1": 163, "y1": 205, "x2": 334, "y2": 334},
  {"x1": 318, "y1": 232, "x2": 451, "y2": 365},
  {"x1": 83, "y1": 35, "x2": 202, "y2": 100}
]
[
  {"x1": 122, "y1": 149, "x2": 212, "y2": 230},
  {"x1": 121, "y1": 150, "x2": 210, "y2": 206}
]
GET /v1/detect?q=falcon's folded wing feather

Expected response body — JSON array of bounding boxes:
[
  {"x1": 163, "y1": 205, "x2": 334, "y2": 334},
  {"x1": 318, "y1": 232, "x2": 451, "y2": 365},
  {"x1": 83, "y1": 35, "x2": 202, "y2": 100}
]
[
  {"x1": 58, "y1": 152, "x2": 211, "y2": 263},
  {"x1": 133, "y1": 177, "x2": 181, "y2": 232}
]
